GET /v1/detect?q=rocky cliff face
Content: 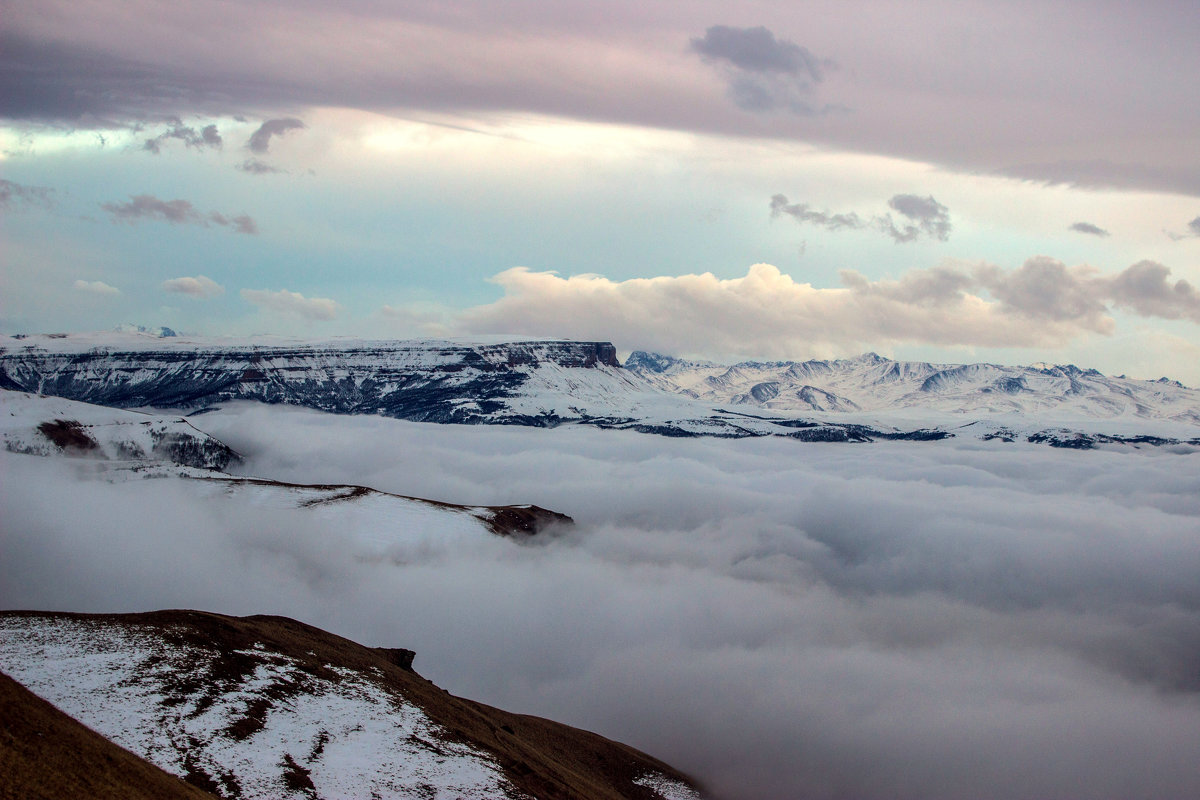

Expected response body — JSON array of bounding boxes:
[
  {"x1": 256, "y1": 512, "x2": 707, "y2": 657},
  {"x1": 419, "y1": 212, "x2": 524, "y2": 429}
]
[{"x1": 1, "y1": 336, "x2": 622, "y2": 424}]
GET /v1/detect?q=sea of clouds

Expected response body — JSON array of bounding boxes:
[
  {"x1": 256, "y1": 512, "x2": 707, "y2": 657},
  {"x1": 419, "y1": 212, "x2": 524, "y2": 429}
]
[{"x1": 3, "y1": 402, "x2": 1199, "y2": 800}]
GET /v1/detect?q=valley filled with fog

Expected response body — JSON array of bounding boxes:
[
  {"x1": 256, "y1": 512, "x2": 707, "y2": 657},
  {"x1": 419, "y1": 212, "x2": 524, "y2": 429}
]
[{"x1": 3, "y1": 403, "x2": 1199, "y2": 800}]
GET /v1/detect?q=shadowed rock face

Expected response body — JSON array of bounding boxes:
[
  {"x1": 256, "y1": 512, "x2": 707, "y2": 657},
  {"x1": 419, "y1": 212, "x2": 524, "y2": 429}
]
[{"x1": 0, "y1": 341, "x2": 622, "y2": 424}]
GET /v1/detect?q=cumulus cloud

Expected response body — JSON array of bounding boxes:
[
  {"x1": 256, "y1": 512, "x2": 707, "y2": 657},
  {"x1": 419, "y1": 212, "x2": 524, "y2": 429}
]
[
  {"x1": 1070, "y1": 221, "x2": 1110, "y2": 237},
  {"x1": 690, "y1": 25, "x2": 831, "y2": 114},
  {"x1": 0, "y1": 178, "x2": 55, "y2": 210},
  {"x1": 240, "y1": 288, "x2": 340, "y2": 320},
  {"x1": 247, "y1": 118, "x2": 306, "y2": 154},
  {"x1": 100, "y1": 194, "x2": 257, "y2": 234},
  {"x1": 143, "y1": 121, "x2": 222, "y2": 153},
  {"x1": 5, "y1": 412, "x2": 1199, "y2": 800},
  {"x1": 458, "y1": 259, "x2": 1200, "y2": 358},
  {"x1": 885, "y1": 193, "x2": 952, "y2": 242},
  {"x1": 772, "y1": 193, "x2": 952, "y2": 243},
  {"x1": 161, "y1": 275, "x2": 224, "y2": 298},
  {"x1": 72, "y1": 279, "x2": 120, "y2": 295},
  {"x1": 1107, "y1": 260, "x2": 1200, "y2": 321}
]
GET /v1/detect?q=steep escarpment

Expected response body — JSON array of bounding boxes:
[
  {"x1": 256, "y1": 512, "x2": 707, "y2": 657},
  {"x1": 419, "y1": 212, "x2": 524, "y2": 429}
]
[{"x1": 0, "y1": 336, "x2": 623, "y2": 424}]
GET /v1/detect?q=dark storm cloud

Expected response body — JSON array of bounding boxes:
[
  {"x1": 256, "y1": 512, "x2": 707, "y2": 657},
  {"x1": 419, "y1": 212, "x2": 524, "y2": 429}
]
[
  {"x1": 5, "y1": 410, "x2": 1199, "y2": 800},
  {"x1": 0, "y1": 179, "x2": 55, "y2": 211},
  {"x1": 101, "y1": 194, "x2": 257, "y2": 234},
  {"x1": 772, "y1": 193, "x2": 952, "y2": 243},
  {"x1": 247, "y1": 118, "x2": 306, "y2": 154},
  {"x1": 143, "y1": 121, "x2": 222, "y2": 153},
  {"x1": 1070, "y1": 221, "x2": 1110, "y2": 237}
]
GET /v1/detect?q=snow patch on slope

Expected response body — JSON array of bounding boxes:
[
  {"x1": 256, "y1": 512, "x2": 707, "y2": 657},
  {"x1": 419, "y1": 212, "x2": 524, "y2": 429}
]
[{"x1": 0, "y1": 616, "x2": 525, "y2": 800}]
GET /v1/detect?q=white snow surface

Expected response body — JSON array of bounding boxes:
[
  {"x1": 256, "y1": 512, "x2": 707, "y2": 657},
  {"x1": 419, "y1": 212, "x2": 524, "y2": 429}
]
[
  {"x1": 635, "y1": 773, "x2": 704, "y2": 800},
  {"x1": 0, "y1": 615, "x2": 527, "y2": 800},
  {"x1": 627, "y1": 351, "x2": 1200, "y2": 423},
  {"x1": 5, "y1": 333, "x2": 1198, "y2": 446},
  {"x1": 0, "y1": 390, "x2": 227, "y2": 462}
]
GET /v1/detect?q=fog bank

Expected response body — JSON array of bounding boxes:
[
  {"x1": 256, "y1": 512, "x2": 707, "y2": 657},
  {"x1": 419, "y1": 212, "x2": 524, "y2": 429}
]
[{"x1": 3, "y1": 403, "x2": 1199, "y2": 799}]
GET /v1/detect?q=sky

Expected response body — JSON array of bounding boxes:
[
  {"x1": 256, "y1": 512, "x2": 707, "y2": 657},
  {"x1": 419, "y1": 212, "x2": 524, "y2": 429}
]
[
  {"x1": 3, "y1": 410, "x2": 1199, "y2": 799},
  {"x1": 2, "y1": 0, "x2": 1199, "y2": 381}
]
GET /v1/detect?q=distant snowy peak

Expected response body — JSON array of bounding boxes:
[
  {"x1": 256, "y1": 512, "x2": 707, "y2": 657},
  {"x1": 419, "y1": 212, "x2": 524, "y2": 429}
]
[
  {"x1": 0, "y1": 611, "x2": 703, "y2": 800},
  {"x1": 625, "y1": 351, "x2": 1200, "y2": 423},
  {"x1": 112, "y1": 323, "x2": 177, "y2": 337}
]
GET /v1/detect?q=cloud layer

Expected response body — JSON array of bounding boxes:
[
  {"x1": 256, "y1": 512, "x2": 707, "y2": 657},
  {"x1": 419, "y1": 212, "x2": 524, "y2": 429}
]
[
  {"x1": 143, "y1": 120, "x2": 222, "y2": 154},
  {"x1": 459, "y1": 259, "x2": 1200, "y2": 358},
  {"x1": 2, "y1": 3, "x2": 1196, "y2": 195},
  {"x1": 240, "y1": 288, "x2": 340, "y2": 320},
  {"x1": 101, "y1": 194, "x2": 257, "y2": 234},
  {"x1": 247, "y1": 118, "x2": 306, "y2": 154},
  {"x1": 72, "y1": 279, "x2": 120, "y2": 295},
  {"x1": 690, "y1": 25, "x2": 829, "y2": 113},
  {"x1": 161, "y1": 275, "x2": 224, "y2": 298},
  {"x1": 0, "y1": 178, "x2": 55, "y2": 210},
  {"x1": 771, "y1": 193, "x2": 952, "y2": 243},
  {"x1": 3, "y1": 410, "x2": 1199, "y2": 800}
]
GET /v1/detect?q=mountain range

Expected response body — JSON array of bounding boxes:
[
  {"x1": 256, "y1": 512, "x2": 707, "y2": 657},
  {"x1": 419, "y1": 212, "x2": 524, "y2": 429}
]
[{"x1": 3, "y1": 331, "x2": 1198, "y2": 447}]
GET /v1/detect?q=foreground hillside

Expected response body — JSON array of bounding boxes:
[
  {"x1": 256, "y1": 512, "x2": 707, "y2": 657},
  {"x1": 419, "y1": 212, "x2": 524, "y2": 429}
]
[
  {"x1": 0, "y1": 671, "x2": 214, "y2": 800},
  {"x1": 0, "y1": 611, "x2": 702, "y2": 800}
]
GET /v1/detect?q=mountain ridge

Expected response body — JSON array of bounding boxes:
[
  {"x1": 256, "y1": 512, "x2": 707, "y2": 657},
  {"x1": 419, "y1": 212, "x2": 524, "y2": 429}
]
[
  {"x1": 3, "y1": 333, "x2": 1197, "y2": 447},
  {"x1": 0, "y1": 610, "x2": 703, "y2": 800}
]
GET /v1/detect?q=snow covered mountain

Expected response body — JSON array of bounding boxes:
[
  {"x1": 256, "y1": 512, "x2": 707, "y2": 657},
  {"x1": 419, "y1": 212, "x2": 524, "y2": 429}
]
[
  {"x1": 0, "y1": 610, "x2": 703, "y2": 800},
  {"x1": 3, "y1": 332, "x2": 1198, "y2": 447},
  {"x1": 624, "y1": 351, "x2": 1200, "y2": 423},
  {"x1": 0, "y1": 332, "x2": 631, "y2": 425}
]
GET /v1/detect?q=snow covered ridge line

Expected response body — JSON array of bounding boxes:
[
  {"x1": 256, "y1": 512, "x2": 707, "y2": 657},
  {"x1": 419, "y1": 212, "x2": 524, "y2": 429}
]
[
  {"x1": 3, "y1": 332, "x2": 1197, "y2": 445},
  {"x1": 1, "y1": 390, "x2": 239, "y2": 470},
  {"x1": 1, "y1": 333, "x2": 624, "y2": 425},
  {"x1": 0, "y1": 610, "x2": 705, "y2": 800},
  {"x1": 625, "y1": 350, "x2": 1200, "y2": 422}
]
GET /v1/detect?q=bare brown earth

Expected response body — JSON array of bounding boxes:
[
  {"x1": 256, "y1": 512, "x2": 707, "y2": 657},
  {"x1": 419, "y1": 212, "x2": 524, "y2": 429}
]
[
  {"x1": 35, "y1": 419, "x2": 98, "y2": 452},
  {"x1": 0, "y1": 610, "x2": 701, "y2": 800},
  {"x1": 0, "y1": 669, "x2": 217, "y2": 800},
  {"x1": 204, "y1": 475, "x2": 575, "y2": 537}
]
